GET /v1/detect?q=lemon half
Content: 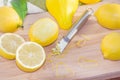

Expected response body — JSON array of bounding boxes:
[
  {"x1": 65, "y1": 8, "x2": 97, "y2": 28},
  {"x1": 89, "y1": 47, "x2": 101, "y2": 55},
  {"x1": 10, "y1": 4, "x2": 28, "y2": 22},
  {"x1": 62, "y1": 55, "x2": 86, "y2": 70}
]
[
  {"x1": 29, "y1": 18, "x2": 59, "y2": 46},
  {"x1": 0, "y1": 33, "x2": 25, "y2": 59},
  {"x1": 16, "y1": 42, "x2": 46, "y2": 72}
]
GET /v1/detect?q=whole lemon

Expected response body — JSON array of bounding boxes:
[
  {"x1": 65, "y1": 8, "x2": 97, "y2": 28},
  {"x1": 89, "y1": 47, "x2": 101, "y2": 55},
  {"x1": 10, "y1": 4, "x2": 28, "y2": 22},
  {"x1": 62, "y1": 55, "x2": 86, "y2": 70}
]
[
  {"x1": 0, "y1": 6, "x2": 22, "y2": 32},
  {"x1": 95, "y1": 4, "x2": 120, "y2": 29},
  {"x1": 101, "y1": 32, "x2": 120, "y2": 60},
  {"x1": 29, "y1": 18, "x2": 59, "y2": 46},
  {"x1": 79, "y1": 0, "x2": 101, "y2": 4}
]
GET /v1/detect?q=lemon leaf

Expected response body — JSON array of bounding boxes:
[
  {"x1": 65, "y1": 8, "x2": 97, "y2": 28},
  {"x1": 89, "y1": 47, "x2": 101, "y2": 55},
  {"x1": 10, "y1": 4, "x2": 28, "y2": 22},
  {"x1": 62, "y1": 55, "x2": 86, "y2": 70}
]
[
  {"x1": 27, "y1": 0, "x2": 47, "y2": 11},
  {"x1": 11, "y1": 0, "x2": 27, "y2": 22}
]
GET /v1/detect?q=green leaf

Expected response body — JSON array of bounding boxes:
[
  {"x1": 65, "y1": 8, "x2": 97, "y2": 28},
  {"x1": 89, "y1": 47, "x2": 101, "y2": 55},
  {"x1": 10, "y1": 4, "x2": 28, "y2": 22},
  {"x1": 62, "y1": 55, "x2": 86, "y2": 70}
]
[
  {"x1": 11, "y1": 0, "x2": 27, "y2": 22},
  {"x1": 27, "y1": 0, "x2": 47, "y2": 11}
]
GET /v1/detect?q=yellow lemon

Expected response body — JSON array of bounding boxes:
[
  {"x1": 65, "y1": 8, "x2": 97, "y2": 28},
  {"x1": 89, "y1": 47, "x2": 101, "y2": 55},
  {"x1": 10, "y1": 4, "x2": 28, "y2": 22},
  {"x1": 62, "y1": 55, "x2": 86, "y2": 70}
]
[
  {"x1": 0, "y1": 33, "x2": 25, "y2": 59},
  {"x1": 16, "y1": 42, "x2": 46, "y2": 72},
  {"x1": 101, "y1": 32, "x2": 120, "y2": 60},
  {"x1": 79, "y1": 0, "x2": 101, "y2": 4},
  {"x1": 95, "y1": 4, "x2": 120, "y2": 29},
  {"x1": 0, "y1": 6, "x2": 22, "y2": 32},
  {"x1": 46, "y1": 0, "x2": 79, "y2": 30},
  {"x1": 29, "y1": 18, "x2": 59, "y2": 46}
]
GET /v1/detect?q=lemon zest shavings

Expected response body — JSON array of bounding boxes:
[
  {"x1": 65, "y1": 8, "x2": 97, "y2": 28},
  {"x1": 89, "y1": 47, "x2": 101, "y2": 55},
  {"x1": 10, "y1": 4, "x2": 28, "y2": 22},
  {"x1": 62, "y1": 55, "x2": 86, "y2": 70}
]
[
  {"x1": 78, "y1": 56, "x2": 99, "y2": 68},
  {"x1": 52, "y1": 44, "x2": 61, "y2": 55},
  {"x1": 75, "y1": 34, "x2": 91, "y2": 48},
  {"x1": 54, "y1": 62, "x2": 74, "y2": 78}
]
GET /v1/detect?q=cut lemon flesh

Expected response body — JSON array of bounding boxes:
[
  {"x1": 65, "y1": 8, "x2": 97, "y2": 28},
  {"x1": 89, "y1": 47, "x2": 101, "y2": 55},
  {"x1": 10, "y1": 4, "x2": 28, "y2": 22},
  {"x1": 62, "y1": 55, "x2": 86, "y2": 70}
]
[
  {"x1": 16, "y1": 42, "x2": 46, "y2": 72},
  {"x1": 0, "y1": 33, "x2": 25, "y2": 59}
]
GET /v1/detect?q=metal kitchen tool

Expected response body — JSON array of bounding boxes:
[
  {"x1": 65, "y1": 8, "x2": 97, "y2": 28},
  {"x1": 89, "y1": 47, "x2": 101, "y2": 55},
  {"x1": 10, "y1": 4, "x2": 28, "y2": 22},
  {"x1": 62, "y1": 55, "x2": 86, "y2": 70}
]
[{"x1": 53, "y1": 8, "x2": 94, "y2": 54}]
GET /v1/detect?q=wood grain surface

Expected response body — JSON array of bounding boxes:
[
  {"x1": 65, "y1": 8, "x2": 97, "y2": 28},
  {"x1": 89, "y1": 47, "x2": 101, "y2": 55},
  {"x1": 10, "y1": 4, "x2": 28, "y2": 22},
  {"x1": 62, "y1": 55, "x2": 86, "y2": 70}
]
[{"x1": 0, "y1": 0, "x2": 120, "y2": 80}]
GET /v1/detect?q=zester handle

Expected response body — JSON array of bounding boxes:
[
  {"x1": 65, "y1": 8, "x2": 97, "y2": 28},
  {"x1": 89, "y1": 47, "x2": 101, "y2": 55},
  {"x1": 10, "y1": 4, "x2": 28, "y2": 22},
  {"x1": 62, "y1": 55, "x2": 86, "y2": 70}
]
[{"x1": 64, "y1": 8, "x2": 93, "y2": 42}]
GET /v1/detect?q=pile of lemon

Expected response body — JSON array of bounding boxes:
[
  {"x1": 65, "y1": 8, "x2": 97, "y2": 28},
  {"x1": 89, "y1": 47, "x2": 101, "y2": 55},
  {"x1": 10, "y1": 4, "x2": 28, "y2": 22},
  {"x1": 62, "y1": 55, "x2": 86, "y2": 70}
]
[
  {"x1": 0, "y1": 33, "x2": 46, "y2": 72},
  {"x1": 0, "y1": 6, "x2": 59, "y2": 72},
  {"x1": 95, "y1": 3, "x2": 120, "y2": 60},
  {"x1": 0, "y1": 1, "x2": 120, "y2": 73},
  {"x1": 0, "y1": 17, "x2": 59, "y2": 72}
]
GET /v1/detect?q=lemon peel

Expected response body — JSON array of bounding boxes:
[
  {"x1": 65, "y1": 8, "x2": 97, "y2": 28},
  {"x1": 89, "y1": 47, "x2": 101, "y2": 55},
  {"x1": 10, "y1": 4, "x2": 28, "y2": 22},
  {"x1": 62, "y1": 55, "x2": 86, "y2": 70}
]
[
  {"x1": 0, "y1": 6, "x2": 22, "y2": 32},
  {"x1": 95, "y1": 3, "x2": 120, "y2": 29},
  {"x1": 101, "y1": 32, "x2": 120, "y2": 60}
]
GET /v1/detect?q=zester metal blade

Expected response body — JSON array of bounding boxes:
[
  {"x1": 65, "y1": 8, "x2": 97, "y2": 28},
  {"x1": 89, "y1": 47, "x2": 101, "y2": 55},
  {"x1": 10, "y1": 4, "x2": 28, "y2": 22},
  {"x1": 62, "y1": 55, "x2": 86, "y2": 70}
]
[{"x1": 53, "y1": 8, "x2": 94, "y2": 54}]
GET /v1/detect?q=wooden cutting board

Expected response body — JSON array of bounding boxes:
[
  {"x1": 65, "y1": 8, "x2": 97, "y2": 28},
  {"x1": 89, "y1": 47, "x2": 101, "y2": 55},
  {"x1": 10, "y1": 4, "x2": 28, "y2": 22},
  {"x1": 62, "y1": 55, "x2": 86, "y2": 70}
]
[{"x1": 0, "y1": 0, "x2": 120, "y2": 80}]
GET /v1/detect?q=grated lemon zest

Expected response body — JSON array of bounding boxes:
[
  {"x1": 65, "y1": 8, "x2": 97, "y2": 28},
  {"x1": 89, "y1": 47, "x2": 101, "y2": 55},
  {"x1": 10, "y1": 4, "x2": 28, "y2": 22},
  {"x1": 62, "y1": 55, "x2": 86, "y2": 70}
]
[{"x1": 52, "y1": 44, "x2": 61, "y2": 55}]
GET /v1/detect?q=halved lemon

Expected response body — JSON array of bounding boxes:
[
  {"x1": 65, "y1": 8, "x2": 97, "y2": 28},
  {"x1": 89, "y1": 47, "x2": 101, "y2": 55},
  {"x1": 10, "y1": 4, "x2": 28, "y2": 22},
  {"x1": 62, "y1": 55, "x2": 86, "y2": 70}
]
[
  {"x1": 16, "y1": 42, "x2": 46, "y2": 72},
  {"x1": 29, "y1": 18, "x2": 59, "y2": 46},
  {"x1": 0, "y1": 33, "x2": 25, "y2": 59}
]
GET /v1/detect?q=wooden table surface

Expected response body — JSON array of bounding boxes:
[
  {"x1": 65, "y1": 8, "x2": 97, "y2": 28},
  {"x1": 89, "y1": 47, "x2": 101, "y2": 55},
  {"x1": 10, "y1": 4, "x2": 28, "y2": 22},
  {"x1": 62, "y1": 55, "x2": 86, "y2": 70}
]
[{"x1": 0, "y1": 0, "x2": 120, "y2": 80}]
